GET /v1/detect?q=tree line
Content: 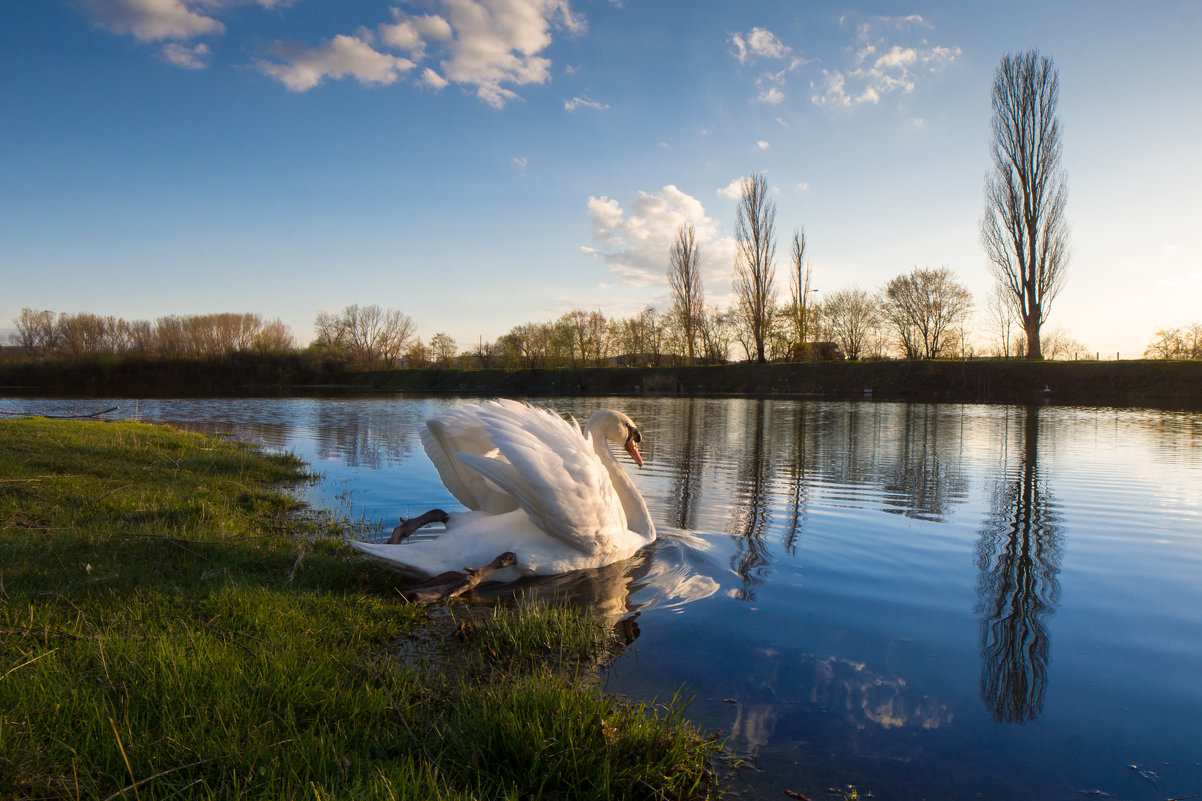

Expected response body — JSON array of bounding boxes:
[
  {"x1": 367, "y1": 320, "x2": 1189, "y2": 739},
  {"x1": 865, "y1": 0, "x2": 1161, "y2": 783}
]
[{"x1": 6, "y1": 309, "x2": 294, "y2": 360}]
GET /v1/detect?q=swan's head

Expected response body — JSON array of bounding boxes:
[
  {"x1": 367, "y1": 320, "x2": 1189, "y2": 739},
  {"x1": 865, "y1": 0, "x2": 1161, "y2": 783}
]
[{"x1": 588, "y1": 409, "x2": 645, "y2": 467}]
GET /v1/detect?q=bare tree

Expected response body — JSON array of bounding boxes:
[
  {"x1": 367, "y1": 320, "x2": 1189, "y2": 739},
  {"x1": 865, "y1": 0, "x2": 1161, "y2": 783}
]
[
  {"x1": 1144, "y1": 324, "x2": 1202, "y2": 359},
  {"x1": 981, "y1": 50, "x2": 1070, "y2": 360},
  {"x1": 9, "y1": 308, "x2": 57, "y2": 355},
  {"x1": 668, "y1": 223, "x2": 704, "y2": 363},
  {"x1": 786, "y1": 228, "x2": 816, "y2": 358},
  {"x1": 697, "y1": 303, "x2": 736, "y2": 364},
  {"x1": 983, "y1": 287, "x2": 1020, "y2": 357},
  {"x1": 880, "y1": 267, "x2": 974, "y2": 359},
  {"x1": 430, "y1": 332, "x2": 457, "y2": 367},
  {"x1": 732, "y1": 174, "x2": 777, "y2": 362},
  {"x1": 823, "y1": 288, "x2": 879, "y2": 361},
  {"x1": 312, "y1": 304, "x2": 416, "y2": 368}
]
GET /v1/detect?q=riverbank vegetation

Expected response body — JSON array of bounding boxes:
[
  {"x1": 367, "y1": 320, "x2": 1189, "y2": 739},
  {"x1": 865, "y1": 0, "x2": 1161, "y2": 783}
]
[{"x1": 0, "y1": 418, "x2": 719, "y2": 800}]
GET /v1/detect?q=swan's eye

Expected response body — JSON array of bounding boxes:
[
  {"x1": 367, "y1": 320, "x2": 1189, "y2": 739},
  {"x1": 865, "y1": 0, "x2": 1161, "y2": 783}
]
[{"x1": 627, "y1": 425, "x2": 641, "y2": 444}]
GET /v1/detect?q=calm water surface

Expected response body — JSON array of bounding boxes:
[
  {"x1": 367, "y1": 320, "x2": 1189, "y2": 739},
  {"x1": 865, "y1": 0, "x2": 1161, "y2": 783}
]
[{"x1": 8, "y1": 395, "x2": 1202, "y2": 800}]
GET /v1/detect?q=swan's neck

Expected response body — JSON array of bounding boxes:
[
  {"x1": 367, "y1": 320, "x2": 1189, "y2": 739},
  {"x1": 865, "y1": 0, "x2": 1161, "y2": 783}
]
[{"x1": 586, "y1": 416, "x2": 655, "y2": 540}]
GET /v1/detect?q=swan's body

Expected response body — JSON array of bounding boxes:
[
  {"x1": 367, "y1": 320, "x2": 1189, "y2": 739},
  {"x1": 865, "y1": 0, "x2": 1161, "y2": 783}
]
[{"x1": 351, "y1": 399, "x2": 655, "y2": 580}]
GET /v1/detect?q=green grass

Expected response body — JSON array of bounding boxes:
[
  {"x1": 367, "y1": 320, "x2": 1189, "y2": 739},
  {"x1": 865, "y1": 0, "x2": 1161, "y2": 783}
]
[{"x1": 0, "y1": 418, "x2": 719, "y2": 800}]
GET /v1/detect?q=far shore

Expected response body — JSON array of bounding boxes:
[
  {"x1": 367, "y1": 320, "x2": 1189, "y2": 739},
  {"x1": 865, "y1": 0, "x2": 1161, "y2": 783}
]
[{"x1": 2, "y1": 357, "x2": 1201, "y2": 408}]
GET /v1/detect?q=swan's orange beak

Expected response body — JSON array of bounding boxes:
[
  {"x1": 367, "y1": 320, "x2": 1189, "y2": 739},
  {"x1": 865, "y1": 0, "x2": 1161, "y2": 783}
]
[{"x1": 624, "y1": 433, "x2": 644, "y2": 467}]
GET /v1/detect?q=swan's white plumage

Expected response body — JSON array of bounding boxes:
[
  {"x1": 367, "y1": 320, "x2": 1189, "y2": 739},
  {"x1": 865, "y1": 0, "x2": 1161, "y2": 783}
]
[{"x1": 352, "y1": 399, "x2": 655, "y2": 579}]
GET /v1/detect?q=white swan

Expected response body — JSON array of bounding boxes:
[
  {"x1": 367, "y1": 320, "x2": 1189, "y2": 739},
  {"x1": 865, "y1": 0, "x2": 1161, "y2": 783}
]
[{"x1": 350, "y1": 399, "x2": 656, "y2": 580}]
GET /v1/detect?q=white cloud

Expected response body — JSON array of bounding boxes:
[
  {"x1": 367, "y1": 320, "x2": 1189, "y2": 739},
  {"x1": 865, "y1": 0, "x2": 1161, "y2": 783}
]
[
  {"x1": 730, "y1": 27, "x2": 790, "y2": 64},
  {"x1": 796, "y1": 182, "x2": 810, "y2": 190},
  {"x1": 160, "y1": 41, "x2": 210, "y2": 68},
  {"x1": 757, "y1": 85, "x2": 784, "y2": 104},
  {"x1": 421, "y1": 67, "x2": 450, "y2": 90},
  {"x1": 395, "y1": 0, "x2": 584, "y2": 107},
  {"x1": 256, "y1": 34, "x2": 415, "y2": 91},
  {"x1": 79, "y1": 0, "x2": 225, "y2": 42},
  {"x1": 810, "y1": 16, "x2": 961, "y2": 109},
  {"x1": 564, "y1": 95, "x2": 609, "y2": 111},
  {"x1": 513, "y1": 156, "x2": 528, "y2": 169},
  {"x1": 717, "y1": 178, "x2": 745, "y2": 199},
  {"x1": 756, "y1": 140, "x2": 770, "y2": 150},
  {"x1": 731, "y1": 28, "x2": 809, "y2": 105},
  {"x1": 583, "y1": 185, "x2": 733, "y2": 291}
]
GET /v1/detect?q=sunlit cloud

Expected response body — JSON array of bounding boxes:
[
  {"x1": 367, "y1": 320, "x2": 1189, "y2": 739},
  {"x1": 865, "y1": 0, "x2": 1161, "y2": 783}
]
[
  {"x1": 756, "y1": 140, "x2": 770, "y2": 150},
  {"x1": 79, "y1": 0, "x2": 225, "y2": 41},
  {"x1": 78, "y1": 0, "x2": 292, "y2": 46},
  {"x1": 717, "y1": 178, "x2": 745, "y2": 199},
  {"x1": 256, "y1": 34, "x2": 414, "y2": 91},
  {"x1": 379, "y1": 0, "x2": 583, "y2": 107},
  {"x1": 583, "y1": 185, "x2": 734, "y2": 294}
]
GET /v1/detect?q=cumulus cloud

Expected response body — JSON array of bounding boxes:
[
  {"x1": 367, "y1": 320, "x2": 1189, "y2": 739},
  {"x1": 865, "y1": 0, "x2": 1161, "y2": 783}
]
[
  {"x1": 370, "y1": 0, "x2": 584, "y2": 107},
  {"x1": 79, "y1": 0, "x2": 226, "y2": 42},
  {"x1": 717, "y1": 178, "x2": 745, "y2": 199},
  {"x1": 256, "y1": 35, "x2": 415, "y2": 91},
  {"x1": 583, "y1": 185, "x2": 733, "y2": 291},
  {"x1": 811, "y1": 14, "x2": 961, "y2": 109},
  {"x1": 79, "y1": 0, "x2": 297, "y2": 68},
  {"x1": 756, "y1": 140, "x2": 770, "y2": 150},
  {"x1": 421, "y1": 67, "x2": 450, "y2": 90}
]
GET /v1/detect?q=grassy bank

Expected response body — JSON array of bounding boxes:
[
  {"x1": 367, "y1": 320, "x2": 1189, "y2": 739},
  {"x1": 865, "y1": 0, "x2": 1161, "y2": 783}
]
[
  {"x1": 4, "y1": 357, "x2": 1201, "y2": 407},
  {"x1": 0, "y1": 419, "x2": 718, "y2": 800}
]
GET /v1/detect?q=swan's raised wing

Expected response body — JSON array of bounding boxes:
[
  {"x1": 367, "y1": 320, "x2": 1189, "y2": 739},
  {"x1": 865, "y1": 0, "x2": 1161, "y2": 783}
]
[
  {"x1": 420, "y1": 404, "x2": 518, "y2": 515},
  {"x1": 454, "y1": 401, "x2": 627, "y2": 554}
]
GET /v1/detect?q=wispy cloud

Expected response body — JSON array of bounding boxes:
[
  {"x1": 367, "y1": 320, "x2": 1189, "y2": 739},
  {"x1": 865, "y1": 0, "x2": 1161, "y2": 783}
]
[
  {"x1": 729, "y1": 26, "x2": 807, "y2": 105},
  {"x1": 583, "y1": 185, "x2": 733, "y2": 292},
  {"x1": 160, "y1": 41, "x2": 210, "y2": 69},
  {"x1": 810, "y1": 14, "x2": 961, "y2": 109},
  {"x1": 756, "y1": 140, "x2": 770, "y2": 150},
  {"x1": 565, "y1": 95, "x2": 609, "y2": 111},
  {"x1": 730, "y1": 27, "x2": 790, "y2": 64}
]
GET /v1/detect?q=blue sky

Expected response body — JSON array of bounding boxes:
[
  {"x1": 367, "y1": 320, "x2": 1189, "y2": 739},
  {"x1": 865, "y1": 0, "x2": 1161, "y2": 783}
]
[{"x1": 3, "y1": 0, "x2": 1200, "y2": 357}]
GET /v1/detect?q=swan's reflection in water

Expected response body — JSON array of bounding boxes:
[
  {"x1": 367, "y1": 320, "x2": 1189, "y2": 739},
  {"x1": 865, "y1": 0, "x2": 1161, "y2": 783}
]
[{"x1": 446, "y1": 529, "x2": 721, "y2": 624}]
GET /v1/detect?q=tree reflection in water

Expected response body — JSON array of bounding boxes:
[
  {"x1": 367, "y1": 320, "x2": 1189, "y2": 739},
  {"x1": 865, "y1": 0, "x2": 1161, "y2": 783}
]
[
  {"x1": 667, "y1": 398, "x2": 704, "y2": 531},
  {"x1": 728, "y1": 399, "x2": 773, "y2": 600},
  {"x1": 975, "y1": 405, "x2": 1063, "y2": 723}
]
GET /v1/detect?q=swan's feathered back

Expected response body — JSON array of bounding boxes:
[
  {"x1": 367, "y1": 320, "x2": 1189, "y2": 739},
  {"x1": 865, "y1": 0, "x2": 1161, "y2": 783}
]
[
  {"x1": 420, "y1": 405, "x2": 519, "y2": 515},
  {"x1": 450, "y1": 400, "x2": 630, "y2": 554}
]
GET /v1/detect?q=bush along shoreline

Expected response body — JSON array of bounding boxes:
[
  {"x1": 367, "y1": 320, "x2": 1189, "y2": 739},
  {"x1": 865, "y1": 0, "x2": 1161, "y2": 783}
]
[
  {"x1": 0, "y1": 418, "x2": 720, "y2": 800},
  {"x1": 3, "y1": 356, "x2": 1201, "y2": 407}
]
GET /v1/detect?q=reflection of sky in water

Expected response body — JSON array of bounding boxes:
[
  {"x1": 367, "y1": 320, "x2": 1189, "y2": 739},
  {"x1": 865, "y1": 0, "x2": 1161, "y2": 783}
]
[{"x1": 6, "y1": 395, "x2": 1202, "y2": 800}]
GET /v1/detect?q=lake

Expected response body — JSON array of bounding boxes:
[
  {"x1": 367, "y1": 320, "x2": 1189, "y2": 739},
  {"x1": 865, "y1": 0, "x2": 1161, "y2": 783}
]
[{"x1": 7, "y1": 395, "x2": 1202, "y2": 800}]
